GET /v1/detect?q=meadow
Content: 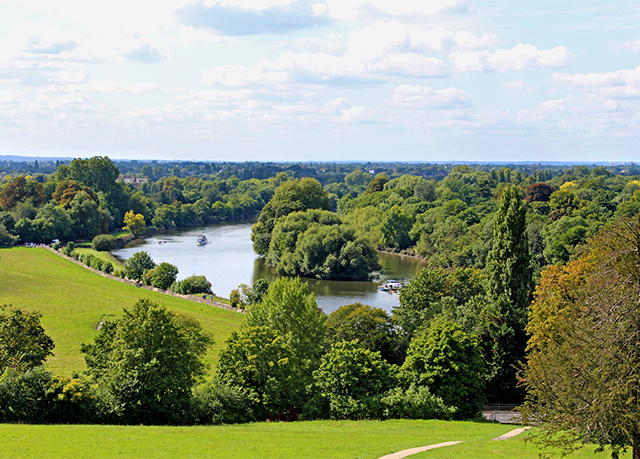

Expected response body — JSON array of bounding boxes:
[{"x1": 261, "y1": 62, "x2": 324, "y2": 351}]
[
  {"x1": 0, "y1": 247, "x2": 244, "y2": 376},
  {"x1": 0, "y1": 420, "x2": 627, "y2": 459}
]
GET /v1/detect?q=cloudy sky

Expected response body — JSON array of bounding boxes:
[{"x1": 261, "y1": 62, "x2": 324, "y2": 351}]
[{"x1": 1, "y1": 0, "x2": 640, "y2": 163}]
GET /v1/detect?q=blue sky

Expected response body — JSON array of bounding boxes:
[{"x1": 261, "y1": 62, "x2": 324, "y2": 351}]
[{"x1": 1, "y1": 0, "x2": 640, "y2": 162}]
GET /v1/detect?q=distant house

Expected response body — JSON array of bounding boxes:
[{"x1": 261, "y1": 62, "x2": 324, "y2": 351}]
[{"x1": 120, "y1": 175, "x2": 149, "y2": 186}]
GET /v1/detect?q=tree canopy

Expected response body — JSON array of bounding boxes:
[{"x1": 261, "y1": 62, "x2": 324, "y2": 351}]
[
  {"x1": 523, "y1": 215, "x2": 640, "y2": 459},
  {"x1": 81, "y1": 299, "x2": 213, "y2": 424},
  {"x1": 0, "y1": 305, "x2": 55, "y2": 373}
]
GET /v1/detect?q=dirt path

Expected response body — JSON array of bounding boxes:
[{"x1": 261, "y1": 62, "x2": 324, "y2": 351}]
[
  {"x1": 377, "y1": 442, "x2": 463, "y2": 459},
  {"x1": 376, "y1": 426, "x2": 531, "y2": 459},
  {"x1": 491, "y1": 426, "x2": 532, "y2": 441}
]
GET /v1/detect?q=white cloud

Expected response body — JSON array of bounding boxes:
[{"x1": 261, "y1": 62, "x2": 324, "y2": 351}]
[
  {"x1": 0, "y1": 90, "x2": 24, "y2": 104},
  {"x1": 503, "y1": 78, "x2": 523, "y2": 89},
  {"x1": 390, "y1": 84, "x2": 472, "y2": 109},
  {"x1": 323, "y1": 0, "x2": 473, "y2": 20},
  {"x1": 78, "y1": 80, "x2": 163, "y2": 94},
  {"x1": 339, "y1": 106, "x2": 381, "y2": 124},
  {"x1": 610, "y1": 38, "x2": 640, "y2": 52},
  {"x1": 553, "y1": 65, "x2": 640, "y2": 99},
  {"x1": 203, "y1": 21, "x2": 491, "y2": 87},
  {"x1": 450, "y1": 44, "x2": 576, "y2": 72}
]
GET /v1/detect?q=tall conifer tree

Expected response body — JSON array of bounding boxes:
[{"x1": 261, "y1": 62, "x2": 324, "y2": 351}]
[{"x1": 482, "y1": 185, "x2": 532, "y2": 402}]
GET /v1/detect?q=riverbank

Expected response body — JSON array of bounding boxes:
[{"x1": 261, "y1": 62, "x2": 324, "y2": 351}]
[{"x1": 49, "y1": 246, "x2": 245, "y2": 314}]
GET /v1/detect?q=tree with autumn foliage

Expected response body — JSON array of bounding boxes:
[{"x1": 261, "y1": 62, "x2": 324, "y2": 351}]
[{"x1": 523, "y1": 215, "x2": 640, "y2": 459}]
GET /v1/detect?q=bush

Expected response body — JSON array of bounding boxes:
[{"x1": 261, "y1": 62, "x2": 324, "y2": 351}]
[
  {"x1": 229, "y1": 288, "x2": 243, "y2": 308},
  {"x1": 91, "y1": 258, "x2": 104, "y2": 271},
  {"x1": 91, "y1": 234, "x2": 116, "y2": 252},
  {"x1": 379, "y1": 385, "x2": 455, "y2": 420},
  {"x1": 192, "y1": 381, "x2": 256, "y2": 424},
  {"x1": 102, "y1": 262, "x2": 114, "y2": 275},
  {"x1": 62, "y1": 242, "x2": 75, "y2": 256},
  {"x1": 82, "y1": 254, "x2": 95, "y2": 267},
  {"x1": 171, "y1": 275, "x2": 213, "y2": 295},
  {"x1": 52, "y1": 242, "x2": 60, "y2": 251}
]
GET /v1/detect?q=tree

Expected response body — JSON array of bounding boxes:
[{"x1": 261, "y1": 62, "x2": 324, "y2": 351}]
[
  {"x1": 365, "y1": 173, "x2": 389, "y2": 194},
  {"x1": 81, "y1": 299, "x2": 213, "y2": 424},
  {"x1": 124, "y1": 251, "x2": 156, "y2": 281},
  {"x1": 216, "y1": 325, "x2": 302, "y2": 419},
  {"x1": 523, "y1": 216, "x2": 640, "y2": 459},
  {"x1": 149, "y1": 262, "x2": 179, "y2": 290},
  {"x1": 171, "y1": 275, "x2": 213, "y2": 295},
  {"x1": 0, "y1": 177, "x2": 45, "y2": 210},
  {"x1": 311, "y1": 340, "x2": 394, "y2": 419},
  {"x1": 482, "y1": 185, "x2": 532, "y2": 402},
  {"x1": 525, "y1": 182, "x2": 555, "y2": 203},
  {"x1": 285, "y1": 224, "x2": 380, "y2": 281},
  {"x1": 400, "y1": 320, "x2": 484, "y2": 418},
  {"x1": 394, "y1": 267, "x2": 485, "y2": 340},
  {"x1": 67, "y1": 191, "x2": 105, "y2": 239},
  {"x1": 325, "y1": 303, "x2": 393, "y2": 360},
  {"x1": 246, "y1": 279, "x2": 270, "y2": 305},
  {"x1": 379, "y1": 206, "x2": 413, "y2": 249},
  {"x1": 68, "y1": 156, "x2": 120, "y2": 196},
  {"x1": 251, "y1": 178, "x2": 330, "y2": 255},
  {"x1": 92, "y1": 234, "x2": 116, "y2": 252},
  {"x1": 123, "y1": 210, "x2": 146, "y2": 237},
  {"x1": 245, "y1": 277, "x2": 326, "y2": 376},
  {"x1": 0, "y1": 305, "x2": 55, "y2": 373}
]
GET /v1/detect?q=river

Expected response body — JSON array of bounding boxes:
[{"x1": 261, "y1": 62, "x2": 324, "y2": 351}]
[{"x1": 112, "y1": 222, "x2": 429, "y2": 314}]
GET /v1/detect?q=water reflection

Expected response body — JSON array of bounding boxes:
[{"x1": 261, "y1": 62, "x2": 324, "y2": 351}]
[{"x1": 112, "y1": 221, "x2": 428, "y2": 314}]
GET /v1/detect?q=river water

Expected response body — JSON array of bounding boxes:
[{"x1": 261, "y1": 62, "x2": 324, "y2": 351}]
[{"x1": 112, "y1": 222, "x2": 428, "y2": 314}]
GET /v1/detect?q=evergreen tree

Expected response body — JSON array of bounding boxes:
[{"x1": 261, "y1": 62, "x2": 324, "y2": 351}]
[{"x1": 482, "y1": 185, "x2": 532, "y2": 402}]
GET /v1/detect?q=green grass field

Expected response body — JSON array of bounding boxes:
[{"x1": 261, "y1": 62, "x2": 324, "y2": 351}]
[
  {"x1": 0, "y1": 420, "x2": 627, "y2": 459},
  {"x1": 0, "y1": 247, "x2": 244, "y2": 376}
]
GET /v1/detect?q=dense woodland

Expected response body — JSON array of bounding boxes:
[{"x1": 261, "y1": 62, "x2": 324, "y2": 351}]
[{"x1": 2, "y1": 156, "x2": 640, "y2": 453}]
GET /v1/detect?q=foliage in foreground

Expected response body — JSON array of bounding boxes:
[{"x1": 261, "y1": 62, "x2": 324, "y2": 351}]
[
  {"x1": 81, "y1": 299, "x2": 214, "y2": 424},
  {"x1": 523, "y1": 215, "x2": 640, "y2": 458}
]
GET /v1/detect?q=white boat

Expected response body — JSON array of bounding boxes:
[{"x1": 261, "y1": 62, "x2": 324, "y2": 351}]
[
  {"x1": 196, "y1": 235, "x2": 208, "y2": 245},
  {"x1": 379, "y1": 280, "x2": 402, "y2": 292}
]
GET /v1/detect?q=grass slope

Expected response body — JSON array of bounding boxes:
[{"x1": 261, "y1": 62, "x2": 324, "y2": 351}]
[
  {"x1": 0, "y1": 247, "x2": 244, "y2": 376},
  {"x1": 0, "y1": 421, "x2": 627, "y2": 459}
]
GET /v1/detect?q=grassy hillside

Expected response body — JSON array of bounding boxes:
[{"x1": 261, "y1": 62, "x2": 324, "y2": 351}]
[
  {"x1": 0, "y1": 247, "x2": 244, "y2": 376},
  {"x1": 0, "y1": 420, "x2": 625, "y2": 459}
]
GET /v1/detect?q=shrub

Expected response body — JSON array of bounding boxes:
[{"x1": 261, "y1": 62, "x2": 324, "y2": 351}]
[
  {"x1": 62, "y1": 242, "x2": 75, "y2": 256},
  {"x1": 379, "y1": 385, "x2": 455, "y2": 420},
  {"x1": 192, "y1": 381, "x2": 256, "y2": 425},
  {"x1": 91, "y1": 258, "x2": 104, "y2": 271},
  {"x1": 102, "y1": 262, "x2": 114, "y2": 275},
  {"x1": 91, "y1": 234, "x2": 116, "y2": 252},
  {"x1": 171, "y1": 275, "x2": 213, "y2": 295},
  {"x1": 229, "y1": 288, "x2": 243, "y2": 308},
  {"x1": 0, "y1": 367, "x2": 54, "y2": 423},
  {"x1": 52, "y1": 242, "x2": 60, "y2": 251},
  {"x1": 82, "y1": 254, "x2": 95, "y2": 267}
]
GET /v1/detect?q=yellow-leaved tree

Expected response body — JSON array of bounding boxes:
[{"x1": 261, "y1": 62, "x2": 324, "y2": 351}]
[{"x1": 124, "y1": 210, "x2": 145, "y2": 237}]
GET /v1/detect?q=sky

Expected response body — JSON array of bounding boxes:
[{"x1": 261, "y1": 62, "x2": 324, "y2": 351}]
[{"x1": 1, "y1": 0, "x2": 640, "y2": 163}]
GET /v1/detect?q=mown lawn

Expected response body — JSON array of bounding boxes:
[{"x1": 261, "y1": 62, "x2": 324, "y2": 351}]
[
  {"x1": 0, "y1": 247, "x2": 244, "y2": 376},
  {"x1": 0, "y1": 421, "x2": 627, "y2": 459}
]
